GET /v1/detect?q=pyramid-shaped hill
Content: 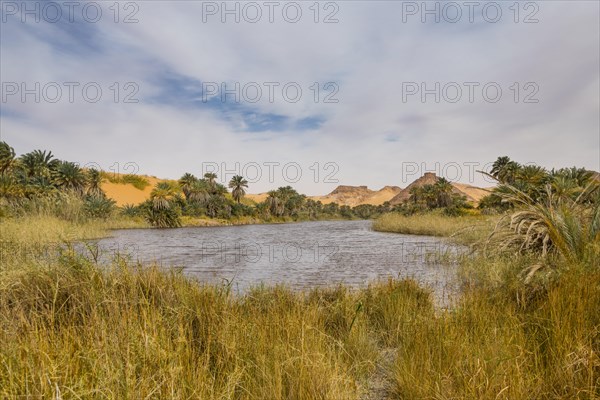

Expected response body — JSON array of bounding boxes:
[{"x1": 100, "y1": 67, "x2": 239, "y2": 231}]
[
  {"x1": 389, "y1": 172, "x2": 490, "y2": 205},
  {"x1": 311, "y1": 185, "x2": 402, "y2": 207}
]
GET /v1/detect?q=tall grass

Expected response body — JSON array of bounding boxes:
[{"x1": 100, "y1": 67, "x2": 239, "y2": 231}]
[
  {"x1": 0, "y1": 246, "x2": 443, "y2": 399},
  {"x1": 393, "y1": 260, "x2": 600, "y2": 399},
  {"x1": 1, "y1": 213, "x2": 598, "y2": 398},
  {"x1": 373, "y1": 212, "x2": 496, "y2": 245}
]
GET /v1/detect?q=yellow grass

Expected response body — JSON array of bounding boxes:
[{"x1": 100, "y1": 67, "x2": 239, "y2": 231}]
[
  {"x1": 372, "y1": 212, "x2": 497, "y2": 244},
  {"x1": 1, "y1": 215, "x2": 598, "y2": 399}
]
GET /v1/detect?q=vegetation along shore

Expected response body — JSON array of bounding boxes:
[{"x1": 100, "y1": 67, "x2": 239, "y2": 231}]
[{"x1": 1, "y1": 142, "x2": 599, "y2": 398}]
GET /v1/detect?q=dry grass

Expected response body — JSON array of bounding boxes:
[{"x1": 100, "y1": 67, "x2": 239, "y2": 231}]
[
  {"x1": 1, "y1": 215, "x2": 598, "y2": 399},
  {"x1": 0, "y1": 247, "x2": 436, "y2": 399},
  {"x1": 393, "y1": 261, "x2": 600, "y2": 399},
  {"x1": 372, "y1": 212, "x2": 497, "y2": 245}
]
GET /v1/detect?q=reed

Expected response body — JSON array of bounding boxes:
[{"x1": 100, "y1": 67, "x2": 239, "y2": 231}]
[{"x1": 372, "y1": 212, "x2": 496, "y2": 245}]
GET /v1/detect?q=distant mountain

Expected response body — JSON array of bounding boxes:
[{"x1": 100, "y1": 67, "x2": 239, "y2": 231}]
[
  {"x1": 389, "y1": 172, "x2": 490, "y2": 205},
  {"x1": 388, "y1": 172, "x2": 439, "y2": 204},
  {"x1": 311, "y1": 185, "x2": 402, "y2": 207},
  {"x1": 102, "y1": 172, "x2": 489, "y2": 208}
]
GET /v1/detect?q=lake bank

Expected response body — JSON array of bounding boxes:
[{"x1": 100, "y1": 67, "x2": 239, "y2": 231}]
[{"x1": 2, "y1": 214, "x2": 598, "y2": 398}]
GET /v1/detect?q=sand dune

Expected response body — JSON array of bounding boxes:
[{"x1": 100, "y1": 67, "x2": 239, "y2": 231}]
[
  {"x1": 101, "y1": 175, "x2": 162, "y2": 207},
  {"x1": 245, "y1": 193, "x2": 269, "y2": 203}
]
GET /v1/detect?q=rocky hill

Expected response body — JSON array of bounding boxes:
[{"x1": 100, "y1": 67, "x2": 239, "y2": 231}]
[
  {"x1": 388, "y1": 172, "x2": 490, "y2": 205},
  {"x1": 311, "y1": 185, "x2": 402, "y2": 207}
]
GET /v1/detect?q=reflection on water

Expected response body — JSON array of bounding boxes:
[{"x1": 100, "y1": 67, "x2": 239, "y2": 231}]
[{"x1": 94, "y1": 220, "x2": 462, "y2": 306}]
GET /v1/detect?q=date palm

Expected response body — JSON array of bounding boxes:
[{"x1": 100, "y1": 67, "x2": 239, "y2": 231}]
[
  {"x1": 187, "y1": 180, "x2": 210, "y2": 204},
  {"x1": 0, "y1": 141, "x2": 16, "y2": 175},
  {"x1": 178, "y1": 173, "x2": 198, "y2": 200},
  {"x1": 434, "y1": 177, "x2": 453, "y2": 208},
  {"x1": 86, "y1": 168, "x2": 105, "y2": 198},
  {"x1": 517, "y1": 165, "x2": 549, "y2": 186},
  {"x1": 489, "y1": 182, "x2": 600, "y2": 263},
  {"x1": 228, "y1": 175, "x2": 248, "y2": 203},
  {"x1": 52, "y1": 161, "x2": 87, "y2": 194},
  {"x1": 204, "y1": 172, "x2": 217, "y2": 188},
  {"x1": 267, "y1": 191, "x2": 284, "y2": 217},
  {"x1": 20, "y1": 149, "x2": 59, "y2": 179},
  {"x1": 150, "y1": 182, "x2": 178, "y2": 210},
  {"x1": 491, "y1": 156, "x2": 520, "y2": 184}
]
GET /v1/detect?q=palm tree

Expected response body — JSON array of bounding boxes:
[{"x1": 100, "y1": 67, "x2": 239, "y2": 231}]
[
  {"x1": 422, "y1": 185, "x2": 438, "y2": 209},
  {"x1": 178, "y1": 173, "x2": 198, "y2": 200},
  {"x1": 20, "y1": 149, "x2": 59, "y2": 179},
  {"x1": 434, "y1": 177, "x2": 454, "y2": 208},
  {"x1": 517, "y1": 165, "x2": 548, "y2": 186},
  {"x1": 552, "y1": 167, "x2": 595, "y2": 191},
  {"x1": 212, "y1": 183, "x2": 228, "y2": 196},
  {"x1": 86, "y1": 168, "x2": 105, "y2": 198},
  {"x1": 204, "y1": 172, "x2": 217, "y2": 188},
  {"x1": 489, "y1": 182, "x2": 600, "y2": 263},
  {"x1": 0, "y1": 141, "x2": 16, "y2": 175},
  {"x1": 52, "y1": 161, "x2": 87, "y2": 194},
  {"x1": 551, "y1": 175, "x2": 578, "y2": 200},
  {"x1": 144, "y1": 182, "x2": 182, "y2": 228},
  {"x1": 228, "y1": 175, "x2": 248, "y2": 203},
  {"x1": 187, "y1": 180, "x2": 210, "y2": 204},
  {"x1": 409, "y1": 186, "x2": 424, "y2": 205},
  {"x1": 490, "y1": 156, "x2": 520, "y2": 184},
  {"x1": 490, "y1": 156, "x2": 510, "y2": 177},
  {"x1": 0, "y1": 174, "x2": 23, "y2": 199},
  {"x1": 150, "y1": 182, "x2": 178, "y2": 210},
  {"x1": 267, "y1": 191, "x2": 284, "y2": 217}
]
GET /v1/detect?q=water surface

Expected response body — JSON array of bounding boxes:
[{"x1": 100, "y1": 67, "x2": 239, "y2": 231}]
[{"x1": 95, "y1": 220, "x2": 460, "y2": 304}]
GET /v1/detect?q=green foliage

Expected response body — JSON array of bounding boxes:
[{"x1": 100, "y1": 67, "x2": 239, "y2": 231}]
[
  {"x1": 83, "y1": 196, "x2": 116, "y2": 219},
  {"x1": 120, "y1": 203, "x2": 142, "y2": 217},
  {"x1": 143, "y1": 203, "x2": 182, "y2": 228},
  {"x1": 479, "y1": 157, "x2": 600, "y2": 263},
  {"x1": 85, "y1": 168, "x2": 105, "y2": 198},
  {"x1": 51, "y1": 161, "x2": 87, "y2": 194},
  {"x1": 178, "y1": 172, "x2": 199, "y2": 200},
  {"x1": 352, "y1": 204, "x2": 378, "y2": 219},
  {"x1": 0, "y1": 141, "x2": 16, "y2": 175},
  {"x1": 228, "y1": 175, "x2": 249, "y2": 203},
  {"x1": 489, "y1": 183, "x2": 600, "y2": 263},
  {"x1": 262, "y1": 186, "x2": 306, "y2": 219},
  {"x1": 19, "y1": 149, "x2": 59, "y2": 179},
  {"x1": 103, "y1": 172, "x2": 150, "y2": 190}
]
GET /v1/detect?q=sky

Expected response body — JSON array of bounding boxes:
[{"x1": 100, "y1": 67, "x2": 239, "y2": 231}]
[{"x1": 1, "y1": 0, "x2": 599, "y2": 195}]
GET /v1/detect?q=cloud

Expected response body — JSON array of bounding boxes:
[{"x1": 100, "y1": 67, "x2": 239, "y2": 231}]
[{"x1": 1, "y1": 1, "x2": 598, "y2": 194}]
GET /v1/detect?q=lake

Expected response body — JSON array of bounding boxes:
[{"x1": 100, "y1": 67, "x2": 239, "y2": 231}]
[{"x1": 95, "y1": 220, "x2": 461, "y2": 305}]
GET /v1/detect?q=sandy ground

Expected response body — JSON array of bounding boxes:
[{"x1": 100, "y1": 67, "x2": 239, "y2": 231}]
[
  {"x1": 451, "y1": 183, "x2": 493, "y2": 203},
  {"x1": 101, "y1": 175, "x2": 162, "y2": 207},
  {"x1": 245, "y1": 193, "x2": 269, "y2": 203}
]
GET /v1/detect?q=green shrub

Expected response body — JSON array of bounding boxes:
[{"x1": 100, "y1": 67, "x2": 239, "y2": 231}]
[{"x1": 83, "y1": 196, "x2": 116, "y2": 219}]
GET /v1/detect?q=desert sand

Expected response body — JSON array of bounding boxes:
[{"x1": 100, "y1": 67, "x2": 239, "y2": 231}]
[{"x1": 101, "y1": 175, "x2": 162, "y2": 207}]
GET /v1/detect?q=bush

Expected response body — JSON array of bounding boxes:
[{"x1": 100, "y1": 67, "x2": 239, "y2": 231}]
[
  {"x1": 102, "y1": 172, "x2": 150, "y2": 190},
  {"x1": 142, "y1": 201, "x2": 182, "y2": 228},
  {"x1": 120, "y1": 203, "x2": 142, "y2": 217},
  {"x1": 83, "y1": 196, "x2": 116, "y2": 219}
]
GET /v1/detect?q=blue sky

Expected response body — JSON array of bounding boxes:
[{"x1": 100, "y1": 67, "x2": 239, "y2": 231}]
[{"x1": 1, "y1": 1, "x2": 599, "y2": 194}]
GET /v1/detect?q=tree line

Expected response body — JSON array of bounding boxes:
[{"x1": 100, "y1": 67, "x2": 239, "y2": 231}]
[{"x1": 0, "y1": 142, "x2": 392, "y2": 227}]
